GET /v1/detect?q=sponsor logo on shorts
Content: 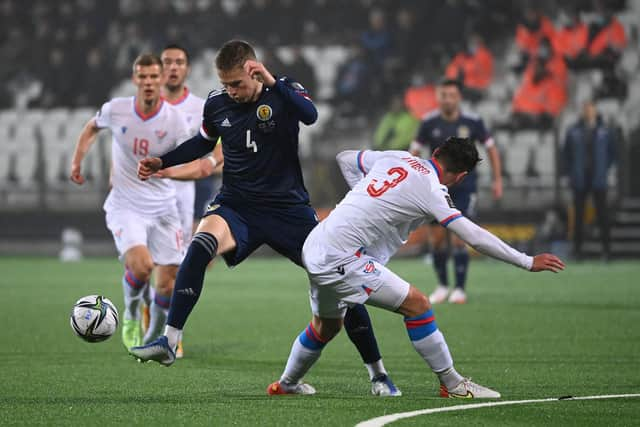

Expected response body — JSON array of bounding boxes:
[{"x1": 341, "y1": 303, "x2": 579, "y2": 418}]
[
  {"x1": 336, "y1": 265, "x2": 345, "y2": 275},
  {"x1": 206, "y1": 204, "x2": 220, "y2": 213},
  {"x1": 362, "y1": 261, "x2": 380, "y2": 276}
]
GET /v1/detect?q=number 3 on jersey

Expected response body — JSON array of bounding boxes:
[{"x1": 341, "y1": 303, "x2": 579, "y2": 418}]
[
  {"x1": 246, "y1": 130, "x2": 258, "y2": 153},
  {"x1": 367, "y1": 167, "x2": 408, "y2": 197}
]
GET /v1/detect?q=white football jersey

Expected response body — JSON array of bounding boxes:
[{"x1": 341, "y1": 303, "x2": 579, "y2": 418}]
[
  {"x1": 304, "y1": 151, "x2": 461, "y2": 272},
  {"x1": 96, "y1": 97, "x2": 191, "y2": 216}
]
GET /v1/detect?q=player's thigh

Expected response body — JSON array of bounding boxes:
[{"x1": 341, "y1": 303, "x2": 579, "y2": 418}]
[
  {"x1": 105, "y1": 209, "x2": 149, "y2": 261},
  {"x1": 195, "y1": 214, "x2": 237, "y2": 255},
  {"x1": 263, "y1": 204, "x2": 318, "y2": 267},
  {"x1": 147, "y1": 214, "x2": 184, "y2": 266}
]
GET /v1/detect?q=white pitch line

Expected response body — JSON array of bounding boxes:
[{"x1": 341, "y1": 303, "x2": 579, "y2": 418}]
[{"x1": 355, "y1": 393, "x2": 640, "y2": 427}]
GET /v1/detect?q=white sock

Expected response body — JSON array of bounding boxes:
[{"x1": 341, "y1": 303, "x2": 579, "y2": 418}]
[
  {"x1": 410, "y1": 329, "x2": 463, "y2": 388},
  {"x1": 365, "y1": 359, "x2": 388, "y2": 380},
  {"x1": 164, "y1": 325, "x2": 181, "y2": 350},
  {"x1": 142, "y1": 282, "x2": 153, "y2": 306},
  {"x1": 122, "y1": 274, "x2": 146, "y2": 321},
  {"x1": 280, "y1": 337, "x2": 323, "y2": 384},
  {"x1": 143, "y1": 299, "x2": 168, "y2": 344}
]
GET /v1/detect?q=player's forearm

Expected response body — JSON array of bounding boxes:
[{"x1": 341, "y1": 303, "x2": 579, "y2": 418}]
[
  {"x1": 448, "y1": 217, "x2": 533, "y2": 270},
  {"x1": 272, "y1": 79, "x2": 317, "y2": 125},
  {"x1": 160, "y1": 133, "x2": 216, "y2": 169},
  {"x1": 487, "y1": 145, "x2": 502, "y2": 183},
  {"x1": 71, "y1": 119, "x2": 100, "y2": 165}
]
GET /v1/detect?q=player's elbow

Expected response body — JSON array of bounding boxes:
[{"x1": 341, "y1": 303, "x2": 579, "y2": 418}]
[{"x1": 301, "y1": 109, "x2": 318, "y2": 126}]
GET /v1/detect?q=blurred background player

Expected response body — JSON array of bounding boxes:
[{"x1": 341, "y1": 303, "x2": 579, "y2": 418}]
[
  {"x1": 411, "y1": 79, "x2": 503, "y2": 304},
  {"x1": 268, "y1": 139, "x2": 564, "y2": 397},
  {"x1": 563, "y1": 100, "x2": 616, "y2": 261},
  {"x1": 69, "y1": 54, "x2": 190, "y2": 350},
  {"x1": 130, "y1": 40, "x2": 401, "y2": 397}
]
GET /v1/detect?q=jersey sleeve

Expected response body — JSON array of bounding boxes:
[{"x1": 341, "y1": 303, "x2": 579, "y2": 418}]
[
  {"x1": 200, "y1": 98, "x2": 221, "y2": 142},
  {"x1": 336, "y1": 150, "x2": 410, "y2": 188},
  {"x1": 422, "y1": 187, "x2": 463, "y2": 227},
  {"x1": 474, "y1": 117, "x2": 494, "y2": 148},
  {"x1": 273, "y1": 77, "x2": 318, "y2": 125},
  {"x1": 94, "y1": 101, "x2": 112, "y2": 129},
  {"x1": 174, "y1": 112, "x2": 193, "y2": 146}
]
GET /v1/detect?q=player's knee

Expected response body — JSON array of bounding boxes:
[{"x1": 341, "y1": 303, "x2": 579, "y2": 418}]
[
  {"x1": 128, "y1": 260, "x2": 153, "y2": 283},
  {"x1": 312, "y1": 316, "x2": 342, "y2": 341},
  {"x1": 399, "y1": 286, "x2": 431, "y2": 318}
]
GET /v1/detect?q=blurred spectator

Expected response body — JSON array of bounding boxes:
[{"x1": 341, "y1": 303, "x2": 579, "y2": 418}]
[
  {"x1": 444, "y1": 33, "x2": 494, "y2": 102},
  {"x1": 512, "y1": 60, "x2": 566, "y2": 130},
  {"x1": 75, "y1": 47, "x2": 114, "y2": 107},
  {"x1": 404, "y1": 74, "x2": 438, "y2": 120},
  {"x1": 588, "y1": 1, "x2": 627, "y2": 67},
  {"x1": 563, "y1": 100, "x2": 616, "y2": 260},
  {"x1": 334, "y1": 44, "x2": 372, "y2": 116},
  {"x1": 515, "y1": 6, "x2": 555, "y2": 71},
  {"x1": 552, "y1": 9, "x2": 589, "y2": 68},
  {"x1": 523, "y1": 37, "x2": 568, "y2": 85},
  {"x1": 588, "y1": 1, "x2": 628, "y2": 99},
  {"x1": 360, "y1": 8, "x2": 392, "y2": 67},
  {"x1": 286, "y1": 46, "x2": 317, "y2": 97},
  {"x1": 372, "y1": 95, "x2": 418, "y2": 150}
]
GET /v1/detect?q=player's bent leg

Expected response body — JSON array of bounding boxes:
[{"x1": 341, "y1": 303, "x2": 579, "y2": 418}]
[
  {"x1": 397, "y1": 287, "x2": 500, "y2": 398},
  {"x1": 121, "y1": 246, "x2": 154, "y2": 349},
  {"x1": 268, "y1": 316, "x2": 341, "y2": 396},
  {"x1": 131, "y1": 215, "x2": 237, "y2": 365}
]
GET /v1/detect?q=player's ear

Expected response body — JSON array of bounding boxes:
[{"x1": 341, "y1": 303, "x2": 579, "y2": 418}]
[{"x1": 454, "y1": 171, "x2": 468, "y2": 185}]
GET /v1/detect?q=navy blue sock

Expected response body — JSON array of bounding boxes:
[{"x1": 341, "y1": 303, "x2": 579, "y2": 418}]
[
  {"x1": 433, "y1": 249, "x2": 449, "y2": 286},
  {"x1": 453, "y1": 248, "x2": 469, "y2": 290},
  {"x1": 344, "y1": 304, "x2": 381, "y2": 364},
  {"x1": 167, "y1": 232, "x2": 217, "y2": 329}
]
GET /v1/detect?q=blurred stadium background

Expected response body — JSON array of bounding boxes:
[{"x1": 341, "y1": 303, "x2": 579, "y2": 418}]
[{"x1": 1, "y1": 0, "x2": 640, "y2": 260}]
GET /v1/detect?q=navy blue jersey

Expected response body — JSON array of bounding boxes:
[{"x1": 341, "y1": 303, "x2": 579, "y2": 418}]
[
  {"x1": 414, "y1": 110, "x2": 492, "y2": 192},
  {"x1": 200, "y1": 77, "x2": 317, "y2": 206}
]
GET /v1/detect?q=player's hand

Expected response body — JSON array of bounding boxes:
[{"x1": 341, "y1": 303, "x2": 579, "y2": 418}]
[
  {"x1": 244, "y1": 60, "x2": 276, "y2": 87},
  {"x1": 492, "y1": 179, "x2": 503, "y2": 200},
  {"x1": 70, "y1": 162, "x2": 85, "y2": 185},
  {"x1": 138, "y1": 157, "x2": 163, "y2": 181},
  {"x1": 152, "y1": 170, "x2": 168, "y2": 179},
  {"x1": 530, "y1": 253, "x2": 565, "y2": 273}
]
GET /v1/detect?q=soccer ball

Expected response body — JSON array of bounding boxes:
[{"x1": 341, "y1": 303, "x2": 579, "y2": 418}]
[{"x1": 70, "y1": 295, "x2": 119, "y2": 342}]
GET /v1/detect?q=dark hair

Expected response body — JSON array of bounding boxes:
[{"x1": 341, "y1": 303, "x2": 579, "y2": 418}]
[
  {"x1": 162, "y1": 44, "x2": 190, "y2": 64},
  {"x1": 438, "y1": 78, "x2": 462, "y2": 91},
  {"x1": 132, "y1": 53, "x2": 163, "y2": 73},
  {"x1": 215, "y1": 40, "x2": 257, "y2": 71},
  {"x1": 434, "y1": 137, "x2": 481, "y2": 173}
]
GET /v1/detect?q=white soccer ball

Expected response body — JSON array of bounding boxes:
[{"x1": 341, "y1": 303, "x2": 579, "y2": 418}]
[{"x1": 70, "y1": 295, "x2": 119, "y2": 342}]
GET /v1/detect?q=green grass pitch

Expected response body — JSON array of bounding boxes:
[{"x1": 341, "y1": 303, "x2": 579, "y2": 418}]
[{"x1": 0, "y1": 256, "x2": 638, "y2": 426}]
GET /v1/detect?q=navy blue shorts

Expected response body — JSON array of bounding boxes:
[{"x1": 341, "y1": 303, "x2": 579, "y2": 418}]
[
  {"x1": 449, "y1": 188, "x2": 477, "y2": 219},
  {"x1": 203, "y1": 194, "x2": 319, "y2": 267},
  {"x1": 194, "y1": 177, "x2": 220, "y2": 219}
]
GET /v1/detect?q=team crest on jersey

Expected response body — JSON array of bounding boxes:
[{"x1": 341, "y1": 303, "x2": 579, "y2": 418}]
[
  {"x1": 256, "y1": 104, "x2": 272, "y2": 121},
  {"x1": 206, "y1": 203, "x2": 220, "y2": 213},
  {"x1": 121, "y1": 126, "x2": 127, "y2": 134},
  {"x1": 457, "y1": 125, "x2": 470, "y2": 138},
  {"x1": 155, "y1": 130, "x2": 167, "y2": 139}
]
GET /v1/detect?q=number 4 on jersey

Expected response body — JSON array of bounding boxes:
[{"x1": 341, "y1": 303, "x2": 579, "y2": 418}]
[{"x1": 246, "y1": 130, "x2": 258, "y2": 153}]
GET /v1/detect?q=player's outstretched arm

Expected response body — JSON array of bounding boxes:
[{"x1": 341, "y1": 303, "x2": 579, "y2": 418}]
[
  {"x1": 154, "y1": 156, "x2": 219, "y2": 180},
  {"x1": 448, "y1": 216, "x2": 564, "y2": 272},
  {"x1": 70, "y1": 118, "x2": 101, "y2": 185}
]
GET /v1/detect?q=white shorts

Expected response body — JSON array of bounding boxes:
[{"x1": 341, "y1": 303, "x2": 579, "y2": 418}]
[
  {"x1": 306, "y1": 252, "x2": 411, "y2": 319},
  {"x1": 173, "y1": 180, "x2": 195, "y2": 246},
  {"x1": 105, "y1": 209, "x2": 184, "y2": 265}
]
